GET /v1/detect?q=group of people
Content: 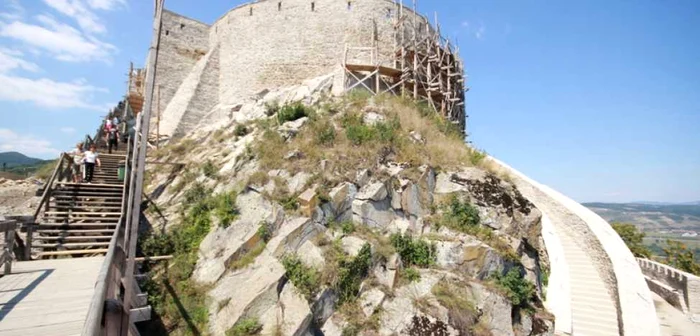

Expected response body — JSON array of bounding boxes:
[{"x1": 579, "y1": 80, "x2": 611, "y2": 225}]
[
  {"x1": 67, "y1": 143, "x2": 101, "y2": 184},
  {"x1": 104, "y1": 116, "x2": 120, "y2": 154}
]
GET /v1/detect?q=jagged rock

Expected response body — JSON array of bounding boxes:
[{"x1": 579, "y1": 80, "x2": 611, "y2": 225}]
[
  {"x1": 258, "y1": 282, "x2": 313, "y2": 336},
  {"x1": 433, "y1": 229, "x2": 507, "y2": 280},
  {"x1": 271, "y1": 217, "x2": 324, "y2": 257},
  {"x1": 208, "y1": 254, "x2": 286, "y2": 335},
  {"x1": 312, "y1": 288, "x2": 338, "y2": 326},
  {"x1": 298, "y1": 240, "x2": 325, "y2": 268},
  {"x1": 401, "y1": 182, "x2": 427, "y2": 218},
  {"x1": 379, "y1": 270, "x2": 443, "y2": 335},
  {"x1": 298, "y1": 188, "x2": 319, "y2": 217},
  {"x1": 467, "y1": 282, "x2": 515, "y2": 336},
  {"x1": 360, "y1": 288, "x2": 386, "y2": 317},
  {"x1": 284, "y1": 149, "x2": 303, "y2": 160},
  {"x1": 388, "y1": 253, "x2": 402, "y2": 270},
  {"x1": 387, "y1": 217, "x2": 410, "y2": 235},
  {"x1": 434, "y1": 172, "x2": 463, "y2": 196},
  {"x1": 288, "y1": 172, "x2": 312, "y2": 194},
  {"x1": 409, "y1": 131, "x2": 426, "y2": 144},
  {"x1": 341, "y1": 236, "x2": 367, "y2": 257},
  {"x1": 355, "y1": 169, "x2": 371, "y2": 187},
  {"x1": 390, "y1": 186, "x2": 402, "y2": 210},
  {"x1": 356, "y1": 182, "x2": 388, "y2": 201},
  {"x1": 279, "y1": 117, "x2": 309, "y2": 138},
  {"x1": 382, "y1": 162, "x2": 407, "y2": 176},
  {"x1": 352, "y1": 198, "x2": 395, "y2": 229},
  {"x1": 363, "y1": 111, "x2": 386, "y2": 125},
  {"x1": 321, "y1": 314, "x2": 348, "y2": 336},
  {"x1": 327, "y1": 182, "x2": 357, "y2": 221},
  {"x1": 193, "y1": 191, "x2": 284, "y2": 284}
]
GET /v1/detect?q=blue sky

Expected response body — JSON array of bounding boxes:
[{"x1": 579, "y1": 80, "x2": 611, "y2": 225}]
[{"x1": 0, "y1": 0, "x2": 698, "y2": 203}]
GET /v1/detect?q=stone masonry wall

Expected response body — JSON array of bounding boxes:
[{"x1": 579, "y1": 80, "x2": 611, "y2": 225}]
[
  {"x1": 153, "y1": 10, "x2": 210, "y2": 118},
  {"x1": 638, "y1": 258, "x2": 700, "y2": 318},
  {"x1": 210, "y1": 0, "x2": 429, "y2": 105}
]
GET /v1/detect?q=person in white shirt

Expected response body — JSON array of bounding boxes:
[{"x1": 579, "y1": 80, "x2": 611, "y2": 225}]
[
  {"x1": 82, "y1": 144, "x2": 101, "y2": 183},
  {"x1": 66, "y1": 143, "x2": 84, "y2": 183}
]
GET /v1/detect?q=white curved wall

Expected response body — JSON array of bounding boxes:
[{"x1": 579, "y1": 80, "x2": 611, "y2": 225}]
[{"x1": 489, "y1": 156, "x2": 660, "y2": 336}]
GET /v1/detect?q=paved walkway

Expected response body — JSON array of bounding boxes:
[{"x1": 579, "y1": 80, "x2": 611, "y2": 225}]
[
  {"x1": 653, "y1": 292, "x2": 700, "y2": 336},
  {"x1": 0, "y1": 257, "x2": 103, "y2": 336}
]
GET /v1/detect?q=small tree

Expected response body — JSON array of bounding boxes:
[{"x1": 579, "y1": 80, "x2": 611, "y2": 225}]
[
  {"x1": 663, "y1": 240, "x2": 700, "y2": 276},
  {"x1": 611, "y1": 222, "x2": 651, "y2": 258}
]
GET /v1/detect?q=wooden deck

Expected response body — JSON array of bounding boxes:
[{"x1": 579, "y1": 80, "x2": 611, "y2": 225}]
[{"x1": 0, "y1": 257, "x2": 104, "y2": 335}]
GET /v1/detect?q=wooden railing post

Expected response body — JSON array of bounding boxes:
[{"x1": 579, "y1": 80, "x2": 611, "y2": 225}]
[
  {"x1": 3, "y1": 225, "x2": 15, "y2": 275},
  {"x1": 24, "y1": 223, "x2": 33, "y2": 260}
]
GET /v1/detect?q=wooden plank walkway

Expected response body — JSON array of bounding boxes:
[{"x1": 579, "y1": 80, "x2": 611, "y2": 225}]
[{"x1": 0, "y1": 257, "x2": 104, "y2": 336}]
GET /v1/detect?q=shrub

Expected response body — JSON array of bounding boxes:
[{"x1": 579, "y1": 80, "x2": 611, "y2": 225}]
[
  {"x1": 314, "y1": 120, "x2": 336, "y2": 146},
  {"x1": 257, "y1": 223, "x2": 272, "y2": 242},
  {"x1": 213, "y1": 191, "x2": 239, "y2": 228},
  {"x1": 390, "y1": 234, "x2": 436, "y2": 267},
  {"x1": 229, "y1": 244, "x2": 266, "y2": 271},
  {"x1": 611, "y1": 222, "x2": 651, "y2": 258},
  {"x1": 345, "y1": 123, "x2": 376, "y2": 146},
  {"x1": 234, "y1": 124, "x2": 249, "y2": 137},
  {"x1": 226, "y1": 317, "x2": 263, "y2": 336},
  {"x1": 182, "y1": 182, "x2": 209, "y2": 206},
  {"x1": 402, "y1": 267, "x2": 421, "y2": 283},
  {"x1": 439, "y1": 195, "x2": 480, "y2": 231},
  {"x1": 494, "y1": 268, "x2": 536, "y2": 307},
  {"x1": 202, "y1": 160, "x2": 218, "y2": 178},
  {"x1": 171, "y1": 138, "x2": 196, "y2": 156},
  {"x1": 282, "y1": 255, "x2": 320, "y2": 299},
  {"x1": 336, "y1": 243, "x2": 373, "y2": 304},
  {"x1": 277, "y1": 102, "x2": 309, "y2": 124},
  {"x1": 469, "y1": 148, "x2": 487, "y2": 166},
  {"x1": 264, "y1": 100, "x2": 280, "y2": 116}
]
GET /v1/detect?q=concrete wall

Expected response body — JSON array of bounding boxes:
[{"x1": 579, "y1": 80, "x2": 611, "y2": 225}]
[
  {"x1": 489, "y1": 156, "x2": 660, "y2": 336},
  {"x1": 638, "y1": 258, "x2": 700, "y2": 318},
  {"x1": 540, "y1": 213, "x2": 573, "y2": 335}
]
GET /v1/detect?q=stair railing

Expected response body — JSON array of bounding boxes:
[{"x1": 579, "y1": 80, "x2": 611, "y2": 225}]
[{"x1": 0, "y1": 219, "x2": 18, "y2": 275}]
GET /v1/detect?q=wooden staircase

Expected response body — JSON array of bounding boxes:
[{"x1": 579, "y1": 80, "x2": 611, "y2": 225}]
[{"x1": 35, "y1": 149, "x2": 127, "y2": 258}]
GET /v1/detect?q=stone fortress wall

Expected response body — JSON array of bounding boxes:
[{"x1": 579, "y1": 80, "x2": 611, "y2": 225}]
[
  {"x1": 153, "y1": 0, "x2": 436, "y2": 138},
  {"x1": 638, "y1": 258, "x2": 700, "y2": 319}
]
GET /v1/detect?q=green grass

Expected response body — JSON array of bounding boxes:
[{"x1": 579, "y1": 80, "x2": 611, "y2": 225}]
[
  {"x1": 202, "y1": 160, "x2": 218, "y2": 178},
  {"x1": 336, "y1": 243, "x2": 372, "y2": 304},
  {"x1": 226, "y1": 317, "x2": 262, "y2": 336},
  {"x1": 277, "y1": 102, "x2": 310, "y2": 124},
  {"x1": 213, "y1": 191, "x2": 240, "y2": 228},
  {"x1": 282, "y1": 254, "x2": 320, "y2": 300}
]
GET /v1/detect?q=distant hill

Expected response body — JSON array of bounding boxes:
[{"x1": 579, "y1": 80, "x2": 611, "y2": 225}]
[
  {"x1": 0, "y1": 151, "x2": 44, "y2": 167},
  {"x1": 583, "y1": 202, "x2": 700, "y2": 232},
  {"x1": 0, "y1": 152, "x2": 54, "y2": 178}
]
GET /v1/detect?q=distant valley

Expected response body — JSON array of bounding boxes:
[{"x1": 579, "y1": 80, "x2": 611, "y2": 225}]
[{"x1": 583, "y1": 202, "x2": 700, "y2": 233}]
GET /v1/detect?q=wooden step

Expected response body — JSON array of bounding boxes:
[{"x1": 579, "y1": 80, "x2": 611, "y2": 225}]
[
  {"x1": 35, "y1": 235, "x2": 113, "y2": 241},
  {"x1": 36, "y1": 229, "x2": 116, "y2": 234},
  {"x1": 50, "y1": 205, "x2": 123, "y2": 210},
  {"x1": 39, "y1": 223, "x2": 119, "y2": 227},
  {"x1": 45, "y1": 211, "x2": 122, "y2": 216},
  {"x1": 37, "y1": 249, "x2": 109, "y2": 257},
  {"x1": 34, "y1": 242, "x2": 111, "y2": 248},
  {"x1": 52, "y1": 195, "x2": 123, "y2": 200},
  {"x1": 57, "y1": 182, "x2": 123, "y2": 188}
]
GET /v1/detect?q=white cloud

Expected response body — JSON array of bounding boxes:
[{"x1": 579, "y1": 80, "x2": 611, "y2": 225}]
[
  {"x1": 0, "y1": 0, "x2": 24, "y2": 21},
  {"x1": 86, "y1": 0, "x2": 126, "y2": 11},
  {"x1": 0, "y1": 48, "x2": 39, "y2": 73},
  {"x1": 42, "y1": 0, "x2": 105, "y2": 34},
  {"x1": 475, "y1": 24, "x2": 485, "y2": 40},
  {"x1": 0, "y1": 15, "x2": 116, "y2": 62},
  {"x1": 0, "y1": 128, "x2": 60, "y2": 157},
  {"x1": 0, "y1": 73, "x2": 107, "y2": 109},
  {"x1": 60, "y1": 127, "x2": 76, "y2": 133}
]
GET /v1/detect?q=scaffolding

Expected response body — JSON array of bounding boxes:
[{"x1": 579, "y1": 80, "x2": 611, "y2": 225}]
[{"x1": 342, "y1": 0, "x2": 467, "y2": 134}]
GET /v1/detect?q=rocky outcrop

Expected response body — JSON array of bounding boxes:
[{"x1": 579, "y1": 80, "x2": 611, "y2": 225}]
[{"x1": 143, "y1": 93, "x2": 555, "y2": 336}]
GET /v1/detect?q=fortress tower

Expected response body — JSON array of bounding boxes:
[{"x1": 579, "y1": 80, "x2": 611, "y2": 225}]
[{"x1": 151, "y1": 0, "x2": 466, "y2": 139}]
